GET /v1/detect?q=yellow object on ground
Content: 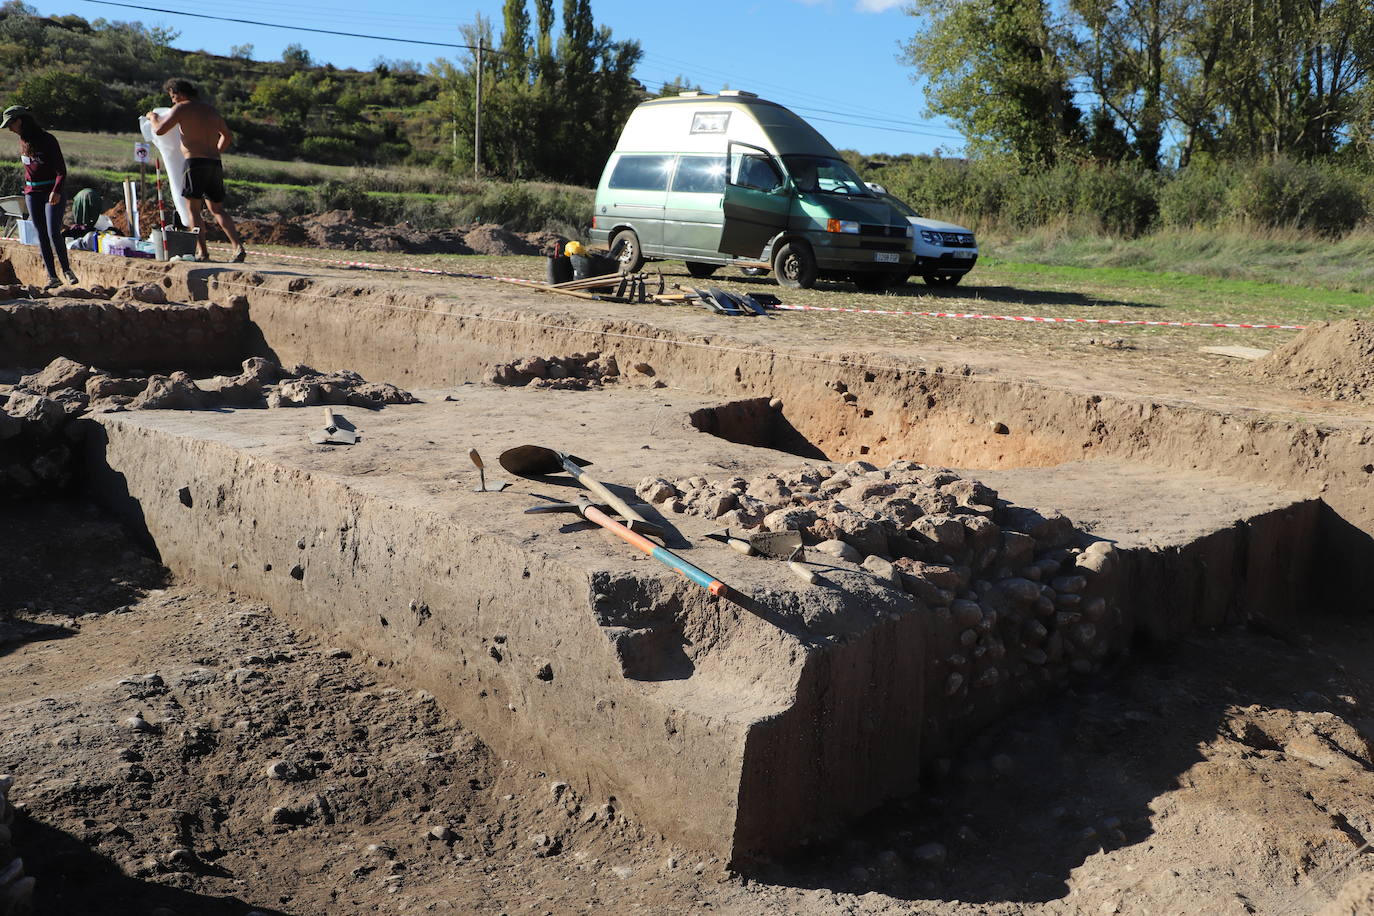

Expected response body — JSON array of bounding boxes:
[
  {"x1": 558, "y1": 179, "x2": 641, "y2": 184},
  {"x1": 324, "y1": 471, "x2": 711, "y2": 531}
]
[{"x1": 564, "y1": 240, "x2": 585, "y2": 257}]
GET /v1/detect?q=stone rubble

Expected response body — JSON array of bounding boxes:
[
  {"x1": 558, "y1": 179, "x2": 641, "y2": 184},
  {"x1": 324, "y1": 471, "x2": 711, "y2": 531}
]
[
  {"x1": 0, "y1": 355, "x2": 416, "y2": 500},
  {"x1": 484, "y1": 351, "x2": 631, "y2": 391},
  {"x1": 638, "y1": 459, "x2": 1124, "y2": 711}
]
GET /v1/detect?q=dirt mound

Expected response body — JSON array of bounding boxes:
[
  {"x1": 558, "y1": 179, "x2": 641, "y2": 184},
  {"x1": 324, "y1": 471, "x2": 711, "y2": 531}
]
[
  {"x1": 1247, "y1": 319, "x2": 1374, "y2": 402},
  {"x1": 235, "y1": 216, "x2": 311, "y2": 248},
  {"x1": 463, "y1": 224, "x2": 541, "y2": 257}
]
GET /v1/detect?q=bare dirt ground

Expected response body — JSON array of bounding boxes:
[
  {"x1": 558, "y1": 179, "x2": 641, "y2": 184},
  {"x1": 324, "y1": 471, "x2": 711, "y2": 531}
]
[
  {"x1": 3, "y1": 233, "x2": 1374, "y2": 914},
  {"x1": 3, "y1": 500, "x2": 1372, "y2": 916}
]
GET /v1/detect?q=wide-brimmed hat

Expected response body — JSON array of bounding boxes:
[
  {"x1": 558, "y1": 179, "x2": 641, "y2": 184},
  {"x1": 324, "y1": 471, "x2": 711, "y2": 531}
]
[{"x1": 0, "y1": 105, "x2": 30, "y2": 129}]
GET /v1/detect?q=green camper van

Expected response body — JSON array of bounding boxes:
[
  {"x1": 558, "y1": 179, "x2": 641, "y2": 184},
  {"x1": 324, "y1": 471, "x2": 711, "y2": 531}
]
[{"x1": 589, "y1": 91, "x2": 915, "y2": 289}]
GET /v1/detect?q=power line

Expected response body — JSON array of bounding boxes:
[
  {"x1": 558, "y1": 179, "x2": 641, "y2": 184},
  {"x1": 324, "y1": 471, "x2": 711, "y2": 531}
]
[
  {"x1": 635, "y1": 78, "x2": 963, "y2": 142},
  {"x1": 77, "y1": 0, "x2": 508, "y2": 54}
]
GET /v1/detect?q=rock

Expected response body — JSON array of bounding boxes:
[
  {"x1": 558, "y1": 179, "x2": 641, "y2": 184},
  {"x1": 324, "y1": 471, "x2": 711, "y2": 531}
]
[
  {"x1": 267, "y1": 379, "x2": 321, "y2": 408},
  {"x1": 131, "y1": 372, "x2": 205, "y2": 410},
  {"x1": 862, "y1": 555, "x2": 900, "y2": 586},
  {"x1": 944, "y1": 673, "x2": 964, "y2": 696},
  {"x1": 1051, "y1": 574, "x2": 1088, "y2": 594},
  {"x1": 265, "y1": 760, "x2": 295, "y2": 780},
  {"x1": 912, "y1": 842, "x2": 947, "y2": 867},
  {"x1": 349, "y1": 382, "x2": 417, "y2": 406},
  {"x1": 123, "y1": 714, "x2": 155, "y2": 733},
  {"x1": 998, "y1": 577, "x2": 1041, "y2": 604},
  {"x1": 21, "y1": 356, "x2": 91, "y2": 394},
  {"x1": 761, "y1": 507, "x2": 817, "y2": 533},
  {"x1": 814, "y1": 539, "x2": 862, "y2": 562},
  {"x1": 637, "y1": 477, "x2": 678, "y2": 504},
  {"x1": 950, "y1": 599, "x2": 983, "y2": 628},
  {"x1": 85, "y1": 374, "x2": 147, "y2": 399},
  {"x1": 912, "y1": 514, "x2": 967, "y2": 549},
  {"x1": 3, "y1": 390, "x2": 66, "y2": 434},
  {"x1": 131, "y1": 282, "x2": 168, "y2": 304},
  {"x1": 612, "y1": 865, "x2": 634, "y2": 879},
  {"x1": 428, "y1": 826, "x2": 455, "y2": 842},
  {"x1": 768, "y1": 397, "x2": 783, "y2": 409}
]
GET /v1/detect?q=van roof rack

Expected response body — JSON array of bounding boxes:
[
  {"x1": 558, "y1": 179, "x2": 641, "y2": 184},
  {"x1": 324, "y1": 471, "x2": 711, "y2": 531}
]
[
  {"x1": 718, "y1": 90, "x2": 758, "y2": 98},
  {"x1": 677, "y1": 90, "x2": 702, "y2": 97}
]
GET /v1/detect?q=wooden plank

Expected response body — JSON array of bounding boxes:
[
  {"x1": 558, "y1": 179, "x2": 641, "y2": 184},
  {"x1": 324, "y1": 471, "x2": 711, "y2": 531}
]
[{"x1": 1198, "y1": 346, "x2": 1269, "y2": 359}]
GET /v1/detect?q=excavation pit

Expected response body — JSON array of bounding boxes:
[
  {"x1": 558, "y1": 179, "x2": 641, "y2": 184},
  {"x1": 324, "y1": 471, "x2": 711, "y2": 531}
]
[{"x1": 2, "y1": 245, "x2": 1371, "y2": 868}]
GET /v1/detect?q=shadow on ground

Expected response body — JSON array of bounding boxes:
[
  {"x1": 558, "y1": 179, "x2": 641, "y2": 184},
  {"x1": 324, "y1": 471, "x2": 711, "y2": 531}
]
[
  {"x1": 745, "y1": 620, "x2": 1373, "y2": 909},
  {"x1": 16, "y1": 818, "x2": 287, "y2": 916}
]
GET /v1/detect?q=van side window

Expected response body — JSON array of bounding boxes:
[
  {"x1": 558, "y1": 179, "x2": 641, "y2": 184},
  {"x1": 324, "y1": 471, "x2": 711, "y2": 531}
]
[
  {"x1": 608, "y1": 155, "x2": 674, "y2": 191},
  {"x1": 671, "y1": 156, "x2": 726, "y2": 194},
  {"x1": 729, "y1": 152, "x2": 783, "y2": 192}
]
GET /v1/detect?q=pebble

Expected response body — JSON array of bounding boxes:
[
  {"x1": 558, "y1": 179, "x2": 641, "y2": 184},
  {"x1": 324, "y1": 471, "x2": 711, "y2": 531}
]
[
  {"x1": 813, "y1": 539, "x2": 861, "y2": 562},
  {"x1": 768, "y1": 397, "x2": 783, "y2": 409},
  {"x1": 123, "y1": 715, "x2": 154, "y2": 733},
  {"x1": 861, "y1": 555, "x2": 900, "y2": 586},
  {"x1": 265, "y1": 760, "x2": 294, "y2": 780},
  {"x1": 429, "y1": 826, "x2": 455, "y2": 842}
]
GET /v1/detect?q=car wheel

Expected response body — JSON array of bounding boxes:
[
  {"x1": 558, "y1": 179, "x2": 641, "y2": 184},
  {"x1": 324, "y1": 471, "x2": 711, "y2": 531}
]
[
  {"x1": 773, "y1": 241, "x2": 817, "y2": 289},
  {"x1": 685, "y1": 261, "x2": 718, "y2": 279},
  {"x1": 611, "y1": 229, "x2": 644, "y2": 273}
]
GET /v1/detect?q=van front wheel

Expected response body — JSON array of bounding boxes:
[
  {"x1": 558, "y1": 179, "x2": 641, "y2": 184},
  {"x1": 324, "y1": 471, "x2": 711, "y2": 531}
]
[
  {"x1": 611, "y1": 229, "x2": 645, "y2": 273},
  {"x1": 773, "y1": 242, "x2": 817, "y2": 289},
  {"x1": 684, "y1": 261, "x2": 718, "y2": 279}
]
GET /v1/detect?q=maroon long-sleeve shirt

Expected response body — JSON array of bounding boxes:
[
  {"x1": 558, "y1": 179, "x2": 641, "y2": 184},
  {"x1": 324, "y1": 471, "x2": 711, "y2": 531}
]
[{"x1": 21, "y1": 130, "x2": 66, "y2": 195}]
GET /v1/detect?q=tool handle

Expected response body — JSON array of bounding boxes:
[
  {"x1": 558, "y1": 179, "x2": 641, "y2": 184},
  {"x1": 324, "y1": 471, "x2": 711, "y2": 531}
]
[
  {"x1": 563, "y1": 459, "x2": 649, "y2": 525},
  {"x1": 582, "y1": 504, "x2": 730, "y2": 598}
]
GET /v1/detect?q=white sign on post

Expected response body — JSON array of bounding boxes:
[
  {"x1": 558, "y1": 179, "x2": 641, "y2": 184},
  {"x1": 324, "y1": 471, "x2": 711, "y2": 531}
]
[{"x1": 133, "y1": 142, "x2": 150, "y2": 165}]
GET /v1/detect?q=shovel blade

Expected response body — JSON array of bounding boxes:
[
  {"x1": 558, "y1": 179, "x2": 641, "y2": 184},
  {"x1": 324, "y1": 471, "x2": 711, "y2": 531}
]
[{"x1": 498, "y1": 444, "x2": 592, "y2": 476}]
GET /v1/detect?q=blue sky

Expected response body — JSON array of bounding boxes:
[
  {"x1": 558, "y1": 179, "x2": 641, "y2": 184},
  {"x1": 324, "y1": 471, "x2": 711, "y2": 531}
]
[{"x1": 32, "y1": 0, "x2": 965, "y2": 156}]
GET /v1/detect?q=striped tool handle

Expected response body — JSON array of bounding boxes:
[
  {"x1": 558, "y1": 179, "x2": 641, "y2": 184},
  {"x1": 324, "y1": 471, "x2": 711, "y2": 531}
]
[{"x1": 581, "y1": 503, "x2": 732, "y2": 599}]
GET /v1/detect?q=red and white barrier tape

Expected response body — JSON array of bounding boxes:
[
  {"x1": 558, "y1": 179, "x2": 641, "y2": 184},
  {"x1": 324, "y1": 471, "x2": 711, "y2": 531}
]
[
  {"x1": 772, "y1": 302, "x2": 1306, "y2": 330},
  {"x1": 217, "y1": 245, "x2": 1309, "y2": 331}
]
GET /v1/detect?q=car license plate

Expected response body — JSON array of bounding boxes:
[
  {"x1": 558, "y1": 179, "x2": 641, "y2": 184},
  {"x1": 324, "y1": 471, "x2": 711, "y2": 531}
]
[{"x1": 874, "y1": 252, "x2": 899, "y2": 263}]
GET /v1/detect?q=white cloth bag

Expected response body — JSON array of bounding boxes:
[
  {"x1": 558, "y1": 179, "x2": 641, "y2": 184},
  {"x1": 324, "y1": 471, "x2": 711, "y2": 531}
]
[{"x1": 139, "y1": 108, "x2": 193, "y2": 228}]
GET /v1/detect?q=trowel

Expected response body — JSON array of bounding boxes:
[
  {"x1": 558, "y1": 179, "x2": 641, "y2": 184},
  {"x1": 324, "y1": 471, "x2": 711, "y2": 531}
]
[
  {"x1": 310, "y1": 408, "x2": 358, "y2": 445},
  {"x1": 749, "y1": 530, "x2": 803, "y2": 558},
  {"x1": 469, "y1": 448, "x2": 508, "y2": 492}
]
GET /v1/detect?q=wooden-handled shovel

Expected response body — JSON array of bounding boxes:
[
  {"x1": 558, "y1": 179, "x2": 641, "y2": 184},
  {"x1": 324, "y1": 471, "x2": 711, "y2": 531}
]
[{"x1": 499, "y1": 444, "x2": 664, "y2": 539}]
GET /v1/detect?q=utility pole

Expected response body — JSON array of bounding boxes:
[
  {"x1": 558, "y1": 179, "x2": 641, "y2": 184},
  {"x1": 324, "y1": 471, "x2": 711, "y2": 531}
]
[{"x1": 474, "y1": 37, "x2": 483, "y2": 177}]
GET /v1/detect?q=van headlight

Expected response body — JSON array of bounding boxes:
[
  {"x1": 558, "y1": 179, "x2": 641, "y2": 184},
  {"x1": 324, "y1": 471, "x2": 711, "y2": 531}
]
[{"x1": 826, "y1": 219, "x2": 860, "y2": 234}]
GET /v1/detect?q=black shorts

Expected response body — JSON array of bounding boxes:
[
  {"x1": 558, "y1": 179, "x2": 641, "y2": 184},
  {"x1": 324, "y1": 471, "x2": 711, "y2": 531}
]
[{"x1": 182, "y1": 157, "x2": 226, "y2": 204}]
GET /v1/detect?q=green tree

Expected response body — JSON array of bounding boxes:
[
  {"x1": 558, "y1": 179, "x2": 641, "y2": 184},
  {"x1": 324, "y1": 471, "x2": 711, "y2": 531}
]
[
  {"x1": 281, "y1": 42, "x2": 312, "y2": 69},
  {"x1": 903, "y1": 0, "x2": 1083, "y2": 167},
  {"x1": 15, "y1": 69, "x2": 105, "y2": 128}
]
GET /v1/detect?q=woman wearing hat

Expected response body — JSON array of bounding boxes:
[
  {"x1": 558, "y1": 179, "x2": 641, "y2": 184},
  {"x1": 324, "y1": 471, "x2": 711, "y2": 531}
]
[{"x1": 2, "y1": 105, "x2": 79, "y2": 289}]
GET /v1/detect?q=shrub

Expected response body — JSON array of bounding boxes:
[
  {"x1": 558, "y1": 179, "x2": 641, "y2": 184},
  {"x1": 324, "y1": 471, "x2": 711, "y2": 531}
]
[
  {"x1": 298, "y1": 135, "x2": 358, "y2": 165},
  {"x1": 1157, "y1": 158, "x2": 1234, "y2": 229},
  {"x1": 311, "y1": 178, "x2": 370, "y2": 214},
  {"x1": 1224, "y1": 157, "x2": 1367, "y2": 235}
]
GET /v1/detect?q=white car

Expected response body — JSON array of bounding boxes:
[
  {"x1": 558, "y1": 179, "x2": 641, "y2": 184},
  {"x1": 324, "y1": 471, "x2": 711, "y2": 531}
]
[{"x1": 867, "y1": 183, "x2": 978, "y2": 287}]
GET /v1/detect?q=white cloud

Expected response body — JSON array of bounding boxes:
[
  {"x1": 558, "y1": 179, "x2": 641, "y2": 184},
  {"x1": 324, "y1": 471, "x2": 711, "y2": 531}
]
[{"x1": 855, "y1": 0, "x2": 907, "y2": 11}]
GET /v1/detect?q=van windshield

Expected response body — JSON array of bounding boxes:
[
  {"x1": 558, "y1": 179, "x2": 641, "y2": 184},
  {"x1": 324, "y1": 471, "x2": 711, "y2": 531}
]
[{"x1": 782, "y1": 156, "x2": 872, "y2": 196}]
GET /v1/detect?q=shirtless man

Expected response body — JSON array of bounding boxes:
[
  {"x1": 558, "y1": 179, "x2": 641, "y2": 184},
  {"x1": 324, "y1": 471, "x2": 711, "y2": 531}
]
[{"x1": 146, "y1": 78, "x2": 246, "y2": 262}]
